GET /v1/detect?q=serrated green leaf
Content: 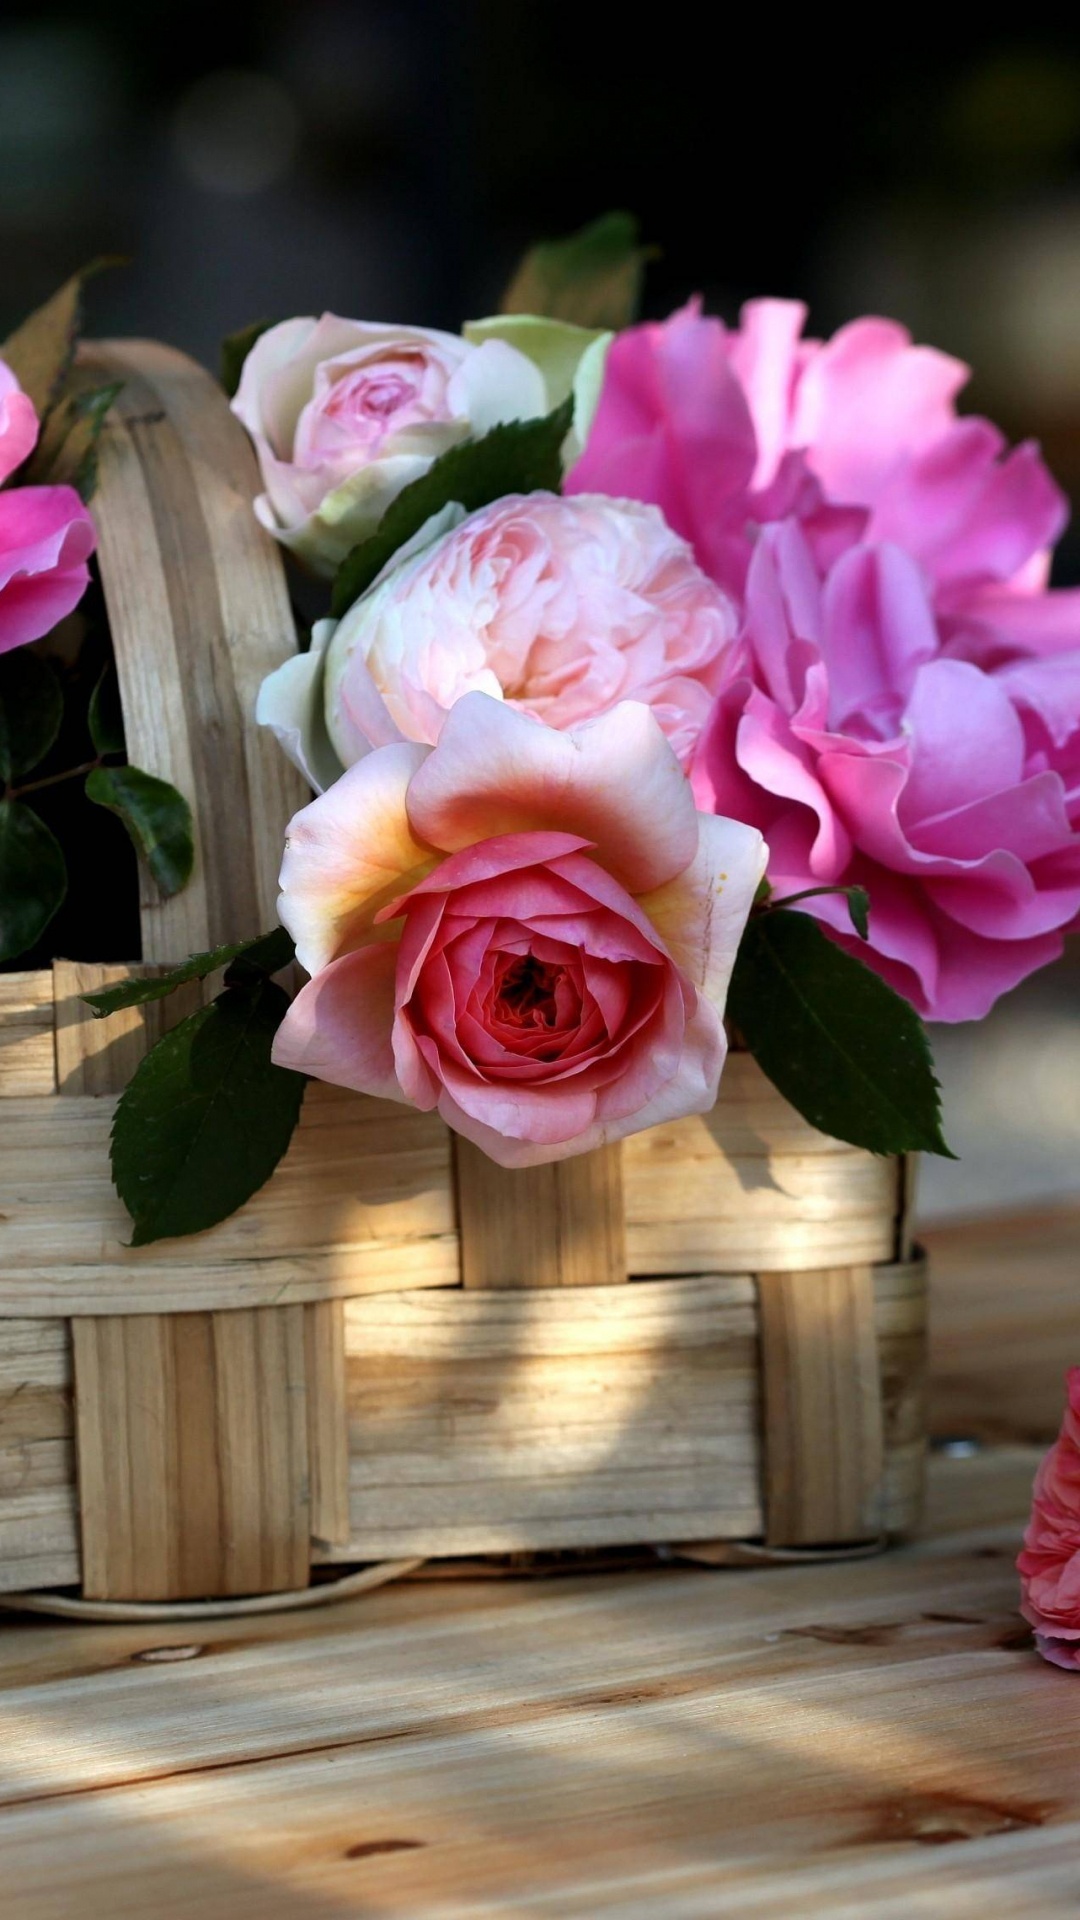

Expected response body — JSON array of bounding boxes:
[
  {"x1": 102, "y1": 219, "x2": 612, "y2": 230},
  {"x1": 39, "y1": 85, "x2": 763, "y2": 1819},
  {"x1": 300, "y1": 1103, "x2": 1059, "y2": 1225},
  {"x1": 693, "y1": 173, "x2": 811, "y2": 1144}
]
[
  {"x1": 85, "y1": 765, "x2": 194, "y2": 897},
  {"x1": 500, "y1": 212, "x2": 654, "y2": 331},
  {"x1": 0, "y1": 650, "x2": 63, "y2": 780},
  {"x1": 728, "y1": 908, "x2": 953, "y2": 1158},
  {"x1": 331, "y1": 399, "x2": 573, "y2": 618},
  {"x1": 82, "y1": 927, "x2": 296, "y2": 1018},
  {"x1": 223, "y1": 926, "x2": 297, "y2": 983},
  {"x1": 1, "y1": 257, "x2": 119, "y2": 420},
  {"x1": 87, "y1": 664, "x2": 125, "y2": 757},
  {"x1": 0, "y1": 799, "x2": 67, "y2": 961},
  {"x1": 221, "y1": 318, "x2": 273, "y2": 399},
  {"x1": 110, "y1": 976, "x2": 306, "y2": 1245}
]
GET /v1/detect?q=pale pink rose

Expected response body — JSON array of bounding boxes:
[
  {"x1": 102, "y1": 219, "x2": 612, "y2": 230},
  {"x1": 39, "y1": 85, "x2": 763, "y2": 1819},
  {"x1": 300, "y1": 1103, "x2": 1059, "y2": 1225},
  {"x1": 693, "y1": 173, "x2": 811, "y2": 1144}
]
[
  {"x1": 272, "y1": 694, "x2": 765, "y2": 1167},
  {"x1": 319, "y1": 492, "x2": 737, "y2": 773},
  {"x1": 693, "y1": 521, "x2": 1080, "y2": 1022},
  {"x1": 231, "y1": 313, "x2": 607, "y2": 577},
  {"x1": 0, "y1": 359, "x2": 96, "y2": 657},
  {"x1": 256, "y1": 491, "x2": 739, "y2": 792},
  {"x1": 569, "y1": 298, "x2": 1078, "y2": 665},
  {"x1": 1019, "y1": 1369, "x2": 1080, "y2": 1671}
]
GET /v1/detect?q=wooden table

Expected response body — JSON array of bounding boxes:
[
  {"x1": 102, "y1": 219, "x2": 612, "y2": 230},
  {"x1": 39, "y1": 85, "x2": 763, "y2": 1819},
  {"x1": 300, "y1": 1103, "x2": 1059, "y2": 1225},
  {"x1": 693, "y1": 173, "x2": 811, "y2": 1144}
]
[{"x1": 1, "y1": 1211, "x2": 1078, "y2": 1919}]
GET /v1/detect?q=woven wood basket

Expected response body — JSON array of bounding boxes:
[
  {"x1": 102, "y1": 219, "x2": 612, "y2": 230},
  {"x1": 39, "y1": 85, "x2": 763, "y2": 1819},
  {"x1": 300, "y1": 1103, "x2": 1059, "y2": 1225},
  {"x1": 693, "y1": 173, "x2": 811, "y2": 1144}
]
[{"x1": 0, "y1": 344, "x2": 927, "y2": 1605}]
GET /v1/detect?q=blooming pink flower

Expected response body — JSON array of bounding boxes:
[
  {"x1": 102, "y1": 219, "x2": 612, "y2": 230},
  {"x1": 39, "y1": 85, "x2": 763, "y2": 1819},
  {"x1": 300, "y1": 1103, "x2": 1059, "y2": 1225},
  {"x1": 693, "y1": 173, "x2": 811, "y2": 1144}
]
[
  {"x1": 0, "y1": 360, "x2": 96, "y2": 657},
  {"x1": 0, "y1": 362, "x2": 38, "y2": 480},
  {"x1": 1018, "y1": 1369, "x2": 1080, "y2": 1671},
  {"x1": 272, "y1": 693, "x2": 765, "y2": 1166},
  {"x1": 575, "y1": 300, "x2": 1080, "y2": 1018},
  {"x1": 569, "y1": 298, "x2": 1074, "y2": 658},
  {"x1": 692, "y1": 521, "x2": 1080, "y2": 1021}
]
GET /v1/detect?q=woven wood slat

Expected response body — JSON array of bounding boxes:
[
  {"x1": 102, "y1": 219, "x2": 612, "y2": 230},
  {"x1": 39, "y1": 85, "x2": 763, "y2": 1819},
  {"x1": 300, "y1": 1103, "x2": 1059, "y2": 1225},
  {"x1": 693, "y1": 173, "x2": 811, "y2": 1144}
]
[
  {"x1": 757, "y1": 1264, "x2": 885, "y2": 1546},
  {"x1": 73, "y1": 1307, "x2": 311, "y2": 1601},
  {"x1": 60, "y1": 350, "x2": 315, "y2": 1601},
  {"x1": 454, "y1": 1139, "x2": 627, "y2": 1288}
]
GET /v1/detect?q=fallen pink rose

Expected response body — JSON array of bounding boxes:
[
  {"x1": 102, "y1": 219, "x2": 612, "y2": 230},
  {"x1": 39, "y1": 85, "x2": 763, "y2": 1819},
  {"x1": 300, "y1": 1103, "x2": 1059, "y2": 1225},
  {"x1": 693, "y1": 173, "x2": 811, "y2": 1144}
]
[
  {"x1": 1019, "y1": 1369, "x2": 1080, "y2": 1671},
  {"x1": 272, "y1": 694, "x2": 765, "y2": 1166}
]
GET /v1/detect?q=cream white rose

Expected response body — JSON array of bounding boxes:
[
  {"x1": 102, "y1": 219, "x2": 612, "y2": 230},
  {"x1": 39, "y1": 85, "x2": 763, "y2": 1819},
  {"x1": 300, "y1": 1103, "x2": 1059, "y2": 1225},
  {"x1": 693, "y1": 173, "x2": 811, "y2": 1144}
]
[{"x1": 232, "y1": 313, "x2": 609, "y2": 577}]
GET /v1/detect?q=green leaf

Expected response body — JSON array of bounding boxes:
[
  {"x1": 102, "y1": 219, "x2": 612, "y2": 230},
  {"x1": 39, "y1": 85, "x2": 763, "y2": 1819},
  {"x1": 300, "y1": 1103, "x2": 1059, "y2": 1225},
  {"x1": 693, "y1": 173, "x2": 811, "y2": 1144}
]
[
  {"x1": 0, "y1": 799, "x2": 67, "y2": 961},
  {"x1": 0, "y1": 650, "x2": 63, "y2": 781},
  {"x1": 1, "y1": 258, "x2": 119, "y2": 420},
  {"x1": 331, "y1": 398, "x2": 573, "y2": 618},
  {"x1": 85, "y1": 765, "x2": 194, "y2": 897},
  {"x1": 87, "y1": 664, "x2": 125, "y2": 758},
  {"x1": 221, "y1": 318, "x2": 273, "y2": 399},
  {"x1": 727, "y1": 908, "x2": 953, "y2": 1157},
  {"x1": 110, "y1": 975, "x2": 307, "y2": 1245},
  {"x1": 222, "y1": 926, "x2": 297, "y2": 983},
  {"x1": 769, "y1": 883, "x2": 871, "y2": 941},
  {"x1": 82, "y1": 927, "x2": 296, "y2": 1018},
  {"x1": 500, "y1": 212, "x2": 654, "y2": 331},
  {"x1": 847, "y1": 886, "x2": 870, "y2": 942}
]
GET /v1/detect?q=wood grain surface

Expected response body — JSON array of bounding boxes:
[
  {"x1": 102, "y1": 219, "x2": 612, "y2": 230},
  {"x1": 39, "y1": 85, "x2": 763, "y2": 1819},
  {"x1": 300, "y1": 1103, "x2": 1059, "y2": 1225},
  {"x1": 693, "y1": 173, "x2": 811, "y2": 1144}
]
[{"x1": 0, "y1": 1445, "x2": 1062, "y2": 1919}]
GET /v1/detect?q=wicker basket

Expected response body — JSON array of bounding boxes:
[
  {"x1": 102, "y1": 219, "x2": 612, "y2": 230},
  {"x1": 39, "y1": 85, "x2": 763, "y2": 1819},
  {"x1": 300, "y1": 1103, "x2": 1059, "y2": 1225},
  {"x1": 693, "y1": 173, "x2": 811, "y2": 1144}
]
[{"x1": 0, "y1": 344, "x2": 927, "y2": 1604}]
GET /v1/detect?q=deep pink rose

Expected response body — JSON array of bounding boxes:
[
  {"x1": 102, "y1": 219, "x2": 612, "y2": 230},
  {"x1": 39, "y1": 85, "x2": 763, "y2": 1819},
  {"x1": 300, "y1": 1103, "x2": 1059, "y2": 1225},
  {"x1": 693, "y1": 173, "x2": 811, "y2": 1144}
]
[
  {"x1": 0, "y1": 359, "x2": 96, "y2": 657},
  {"x1": 272, "y1": 693, "x2": 765, "y2": 1166},
  {"x1": 569, "y1": 298, "x2": 1073, "y2": 651},
  {"x1": 693, "y1": 521, "x2": 1080, "y2": 1021},
  {"x1": 0, "y1": 362, "x2": 38, "y2": 480},
  {"x1": 571, "y1": 300, "x2": 1080, "y2": 816},
  {"x1": 1019, "y1": 1370, "x2": 1080, "y2": 1671}
]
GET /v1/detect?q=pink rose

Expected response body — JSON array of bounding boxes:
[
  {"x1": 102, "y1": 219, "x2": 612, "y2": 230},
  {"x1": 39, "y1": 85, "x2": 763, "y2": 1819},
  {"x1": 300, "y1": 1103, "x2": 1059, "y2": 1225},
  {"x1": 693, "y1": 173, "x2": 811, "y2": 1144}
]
[
  {"x1": 1019, "y1": 1369, "x2": 1080, "y2": 1671},
  {"x1": 693, "y1": 521, "x2": 1080, "y2": 1022},
  {"x1": 0, "y1": 362, "x2": 38, "y2": 479},
  {"x1": 570, "y1": 298, "x2": 1073, "y2": 662},
  {"x1": 0, "y1": 360, "x2": 96, "y2": 657},
  {"x1": 257, "y1": 491, "x2": 738, "y2": 792},
  {"x1": 272, "y1": 693, "x2": 765, "y2": 1166},
  {"x1": 232, "y1": 313, "x2": 608, "y2": 577}
]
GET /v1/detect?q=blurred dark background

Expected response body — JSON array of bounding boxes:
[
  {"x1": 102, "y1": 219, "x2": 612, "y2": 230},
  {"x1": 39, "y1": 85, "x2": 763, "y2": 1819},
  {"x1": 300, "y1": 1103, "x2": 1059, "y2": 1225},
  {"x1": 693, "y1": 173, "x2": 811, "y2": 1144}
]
[
  {"x1": 6, "y1": 6, "x2": 1080, "y2": 495},
  {"x1": 6, "y1": 2, "x2": 1080, "y2": 1217}
]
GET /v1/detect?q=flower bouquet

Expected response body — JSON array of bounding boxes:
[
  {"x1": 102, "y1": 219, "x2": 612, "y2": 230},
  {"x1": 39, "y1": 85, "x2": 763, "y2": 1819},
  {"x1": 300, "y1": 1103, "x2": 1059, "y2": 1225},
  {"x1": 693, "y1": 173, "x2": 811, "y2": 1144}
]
[
  {"x1": 2, "y1": 217, "x2": 1077, "y2": 1599},
  {"x1": 83, "y1": 213, "x2": 1080, "y2": 1211}
]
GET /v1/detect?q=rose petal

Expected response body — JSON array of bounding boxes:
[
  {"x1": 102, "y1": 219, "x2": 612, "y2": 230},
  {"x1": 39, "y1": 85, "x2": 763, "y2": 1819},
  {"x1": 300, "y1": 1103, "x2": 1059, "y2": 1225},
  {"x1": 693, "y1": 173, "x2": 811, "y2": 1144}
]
[
  {"x1": 255, "y1": 621, "x2": 346, "y2": 794},
  {"x1": 637, "y1": 812, "x2": 767, "y2": 1024},
  {"x1": 278, "y1": 742, "x2": 433, "y2": 973},
  {"x1": 271, "y1": 941, "x2": 406, "y2": 1102},
  {"x1": 405, "y1": 692, "x2": 698, "y2": 893}
]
